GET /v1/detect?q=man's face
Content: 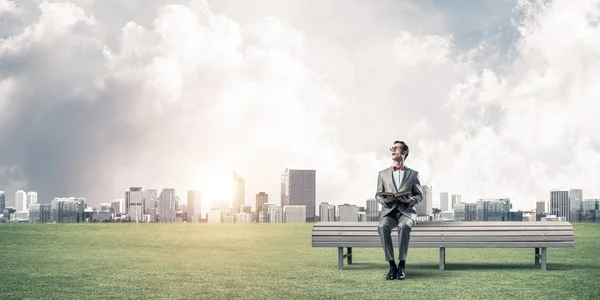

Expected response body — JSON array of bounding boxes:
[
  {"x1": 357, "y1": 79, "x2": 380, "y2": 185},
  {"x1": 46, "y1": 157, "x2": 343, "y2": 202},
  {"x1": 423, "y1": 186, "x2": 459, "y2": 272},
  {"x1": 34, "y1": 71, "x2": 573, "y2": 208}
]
[{"x1": 390, "y1": 143, "x2": 405, "y2": 162}]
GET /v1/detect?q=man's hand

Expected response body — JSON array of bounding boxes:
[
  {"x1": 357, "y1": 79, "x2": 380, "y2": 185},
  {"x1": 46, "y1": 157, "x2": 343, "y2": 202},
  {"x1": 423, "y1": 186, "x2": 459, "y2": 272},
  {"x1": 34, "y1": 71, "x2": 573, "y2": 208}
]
[{"x1": 395, "y1": 195, "x2": 411, "y2": 203}]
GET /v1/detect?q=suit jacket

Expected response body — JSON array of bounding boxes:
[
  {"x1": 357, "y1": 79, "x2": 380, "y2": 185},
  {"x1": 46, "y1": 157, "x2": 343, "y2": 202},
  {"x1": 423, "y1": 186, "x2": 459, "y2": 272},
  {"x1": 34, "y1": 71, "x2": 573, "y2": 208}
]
[{"x1": 375, "y1": 166, "x2": 423, "y2": 222}]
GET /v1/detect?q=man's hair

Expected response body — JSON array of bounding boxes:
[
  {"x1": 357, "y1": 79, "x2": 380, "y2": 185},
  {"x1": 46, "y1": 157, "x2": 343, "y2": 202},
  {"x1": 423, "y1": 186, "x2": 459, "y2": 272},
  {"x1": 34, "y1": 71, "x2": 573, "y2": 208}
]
[{"x1": 394, "y1": 140, "x2": 409, "y2": 158}]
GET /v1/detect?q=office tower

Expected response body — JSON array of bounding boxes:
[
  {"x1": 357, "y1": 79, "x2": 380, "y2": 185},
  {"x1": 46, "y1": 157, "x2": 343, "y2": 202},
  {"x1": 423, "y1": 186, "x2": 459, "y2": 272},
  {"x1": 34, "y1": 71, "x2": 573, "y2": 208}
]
[
  {"x1": 127, "y1": 187, "x2": 143, "y2": 222},
  {"x1": 143, "y1": 189, "x2": 158, "y2": 222},
  {"x1": 476, "y1": 198, "x2": 511, "y2": 221},
  {"x1": 158, "y1": 188, "x2": 176, "y2": 222},
  {"x1": 569, "y1": 189, "x2": 582, "y2": 222},
  {"x1": 319, "y1": 202, "x2": 336, "y2": 222},
  {"x1": 550, "y1": 190, "x2": 570, "y2": 221},
  {"x1": 232, "y1": 171, "x2": 245, "y2": 214},
  {"x1": 581, "y1": 199, "x2": 600, "y2": 221},
  {"x1": 15, "y1": 190, "x2": 26, "y2": 212},
  {"x1": 256, "y1": 192, "x2": 268, "y2": 221},
  {"x1": 281, "y1": 169, "x2": 316, "y2": 222},
  {"x1": 536, "y1": 201, "x2": 546, "y2": 214},
  {"x1": 28, "y1": 203, "x2": 51, "y2": 223},
  {"x1": 26, "y1": 192, "x2": 38, "y2": 210},
  {"x1": 284, "y1": 205, "x2": 306, "y2": 223},
  {"x1": 454, "y1": 203, "x2": 476, "y2": 221},
  {"x1": 451, "y1": 194, "x2": 462, "y2": 210},
  {"x1": 187, "y1": 190, "x2": 202, "y2": 223},
  {"x1": 0, "y1": 191, "x2": 5, "y2": 212},
  {"x1": 338, "y1": 204, "x2": 359, "y2": 222},
  {"x1": 50, "y1": 197, "x2": 86, "y2": 223},
  {"x1": 366, "y1": 199, "x2": 379, "y2": 221},
  {"x1": 416, "y1": 185, "x2": 433, "y2": 215},
  {"x1": 440, "y1": 192, "x2": 449, "y2": 212}
]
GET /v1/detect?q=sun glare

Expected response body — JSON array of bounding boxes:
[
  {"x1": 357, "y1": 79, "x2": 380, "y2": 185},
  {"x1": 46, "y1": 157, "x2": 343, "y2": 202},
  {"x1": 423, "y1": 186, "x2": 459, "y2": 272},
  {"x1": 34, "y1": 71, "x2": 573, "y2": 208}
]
[{"x1": 188, "y1": 169, "x2": 233, "y2": 211}]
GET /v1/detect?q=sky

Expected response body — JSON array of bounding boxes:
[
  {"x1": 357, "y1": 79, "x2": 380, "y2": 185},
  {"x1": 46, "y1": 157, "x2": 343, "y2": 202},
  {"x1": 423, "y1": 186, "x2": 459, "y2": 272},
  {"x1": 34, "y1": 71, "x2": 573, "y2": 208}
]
[{"x1": 1, "y1": 0, "x2": 600, "y2": 212}]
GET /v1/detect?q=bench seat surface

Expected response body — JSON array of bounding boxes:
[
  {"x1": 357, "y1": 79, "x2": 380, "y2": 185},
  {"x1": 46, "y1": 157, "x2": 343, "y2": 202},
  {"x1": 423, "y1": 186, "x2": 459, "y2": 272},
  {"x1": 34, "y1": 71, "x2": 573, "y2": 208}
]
[{"x1": 312, "y1": 221, "x2": 574, "y2": 248}]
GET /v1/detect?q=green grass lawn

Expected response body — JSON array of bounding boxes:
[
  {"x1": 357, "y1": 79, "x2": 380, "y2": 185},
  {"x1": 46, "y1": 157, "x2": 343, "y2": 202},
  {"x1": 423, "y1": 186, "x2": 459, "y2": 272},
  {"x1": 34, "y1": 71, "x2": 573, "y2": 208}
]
[{"x1": 1, "y1": 222, "x2": 599, "y2": 300}]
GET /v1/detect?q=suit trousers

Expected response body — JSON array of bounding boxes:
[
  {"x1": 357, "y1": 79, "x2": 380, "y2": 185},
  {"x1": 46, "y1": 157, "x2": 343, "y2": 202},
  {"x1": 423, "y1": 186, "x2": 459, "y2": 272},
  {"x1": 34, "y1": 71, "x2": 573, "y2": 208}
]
[{"x1": 377, "y1": 208, "x2": 414, "y2": 262}]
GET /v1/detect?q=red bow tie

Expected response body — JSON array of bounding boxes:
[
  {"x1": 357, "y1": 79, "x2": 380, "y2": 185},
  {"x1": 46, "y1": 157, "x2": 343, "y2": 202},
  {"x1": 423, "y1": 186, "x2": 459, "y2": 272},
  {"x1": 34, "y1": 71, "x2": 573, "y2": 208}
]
[{"x1": 393, "y1": 165, "x2": 403, "y2": 171}]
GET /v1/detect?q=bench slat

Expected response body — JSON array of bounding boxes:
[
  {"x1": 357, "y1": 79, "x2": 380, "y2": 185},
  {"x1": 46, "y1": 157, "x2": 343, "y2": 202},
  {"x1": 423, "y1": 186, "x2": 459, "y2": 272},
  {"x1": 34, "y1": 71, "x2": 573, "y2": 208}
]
[
  {"x1": 312, "y1": 230, "x2": 573, "y2": 237},
  {"x1": 312, "y1": 241, "x2": 574, "y2": 248},
  {"x1": 312, "y1": 235, "x2": 573, "y2": 243},
  {"x1": 314, "y1": 221, "x2": 573, "y2": 227},
  {"x1": 313, "y1": 226, "x2": 571, "y2": 232}
]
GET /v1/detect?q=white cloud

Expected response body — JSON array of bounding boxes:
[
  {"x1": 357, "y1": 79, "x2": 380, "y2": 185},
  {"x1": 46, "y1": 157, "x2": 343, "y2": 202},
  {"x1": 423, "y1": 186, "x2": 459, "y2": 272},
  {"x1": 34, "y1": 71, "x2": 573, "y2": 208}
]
[{"x1": 1, "y1": 0, "x2": 600, "y2": 212}]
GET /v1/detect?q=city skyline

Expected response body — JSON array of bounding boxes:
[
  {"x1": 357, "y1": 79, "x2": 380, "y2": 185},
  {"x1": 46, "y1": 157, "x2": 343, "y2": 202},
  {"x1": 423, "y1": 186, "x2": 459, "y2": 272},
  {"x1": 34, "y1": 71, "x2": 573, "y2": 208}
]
[{"x1": 1, "y1": 0, "x2": 600, "y2": 212}]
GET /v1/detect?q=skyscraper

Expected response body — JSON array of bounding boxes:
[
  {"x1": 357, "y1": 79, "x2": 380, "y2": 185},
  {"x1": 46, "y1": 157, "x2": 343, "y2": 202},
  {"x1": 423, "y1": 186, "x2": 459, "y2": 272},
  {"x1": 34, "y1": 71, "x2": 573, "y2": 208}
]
[
  {"x1": 569, "y1": 189, "x2": 582, "y2": 222},
  {"x1": 320, "y1": 202, "x2": 336, "y2": 222},
  {"x1": 187, "y1": 190, "x2": 202, "y2": 223},
  {"x1": 255, "y1": 192, "x2": 268, "y2": 221},
  {"x1": 15, "y1": 190, "x2": 26, "y2": 212},
  {"x1": 550, "y1": 190, "x2": 570, "y2": 221},
  {"x1": 127, "y1": 187, "x2": 143, "y2": 222},
  {"x1": 27, "y1": 192, "x2": 38, "y2": 209},
  {"x1": 536, "y1": 201, "x2": 546, "y2": 214},
  {"x1": 159, "y1": 188, "x2": 176, "y2": 222},
  {"x1": 281, "y1": 169, "x2": 316, "y2": 222},
  {"x1": 0, "y1": 191, "x2": 5, "y2": 212},
  {"x1": 451, "y1": 194, "x2": 462, "y2": 210},
  {"x1": 416, "y1": 185, "x2": 433, "y2": 215},
  {"x1": 143, "y1": 189, "x2": 158, "y2": 222},
  {"x1": 232, "y1": 171, "x2": 245, "y2": 214},
  {"x1": 366, "y1": 199, "x2": 379, "y2": 221},
  {"x1": 440, "y1": 192, "x2": 449, "y2": 212}
]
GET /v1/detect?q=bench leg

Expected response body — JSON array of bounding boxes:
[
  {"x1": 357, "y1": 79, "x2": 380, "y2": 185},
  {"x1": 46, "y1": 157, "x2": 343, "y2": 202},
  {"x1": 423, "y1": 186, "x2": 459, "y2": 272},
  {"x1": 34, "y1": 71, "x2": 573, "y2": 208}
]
[
  {"x1": 338, "y1": 247, "x2": 344, "y2": 270},
  {"x1": 535, "y1": 247, "x2": 540, "y2": 265},
  {"x1": 347, "y1": 247, "x2": 352, "y2": 264},
  {"x1": 439, "y1": 247, "x2": 446, "y2": 270},
  {"x1": 541, "y1": 247, "x2": 546, "y2": 271}
]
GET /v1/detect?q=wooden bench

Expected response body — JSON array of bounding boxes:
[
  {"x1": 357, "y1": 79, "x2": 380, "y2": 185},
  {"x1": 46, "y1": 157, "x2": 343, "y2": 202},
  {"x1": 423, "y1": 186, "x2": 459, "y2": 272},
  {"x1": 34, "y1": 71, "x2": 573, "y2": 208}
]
[{"x1": 311, "y1": 221, "x2": 574, "y2": 271}]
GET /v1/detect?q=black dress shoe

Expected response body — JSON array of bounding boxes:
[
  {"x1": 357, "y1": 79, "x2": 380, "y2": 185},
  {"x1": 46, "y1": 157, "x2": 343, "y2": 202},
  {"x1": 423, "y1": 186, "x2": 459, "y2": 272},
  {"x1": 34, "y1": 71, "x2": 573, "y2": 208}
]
[
  {"x1": 386, "y1": 266, "x2": 398, "y2": 280},
  {"x1": 397, "y1": 267, "x2": 406, "y2": 280}
]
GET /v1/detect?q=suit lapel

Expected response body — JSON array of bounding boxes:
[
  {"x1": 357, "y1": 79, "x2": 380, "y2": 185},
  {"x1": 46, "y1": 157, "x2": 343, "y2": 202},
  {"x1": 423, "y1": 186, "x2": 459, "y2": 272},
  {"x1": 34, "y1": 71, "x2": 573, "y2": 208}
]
[{"x1": 398, "y1": 168, "x2": 411, "y2": 191}]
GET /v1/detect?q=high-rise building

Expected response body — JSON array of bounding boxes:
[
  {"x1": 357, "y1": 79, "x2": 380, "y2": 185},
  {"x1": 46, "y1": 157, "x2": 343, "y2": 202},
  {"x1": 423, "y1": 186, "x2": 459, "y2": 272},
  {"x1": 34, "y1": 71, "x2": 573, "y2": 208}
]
[
  {"x1": 454, "y1": 203, "x2": 476, "y2": 221},
  {"x1": 187, "y1": 190, "x2": 202, "y2": 223},
  {"x1": 550, "y1": 190, "x2": 570, "y2": 221},
  {"x1": 50, "y1": 197, "x2": 86, "y2": 223},
  {"x1": 143, "y1": 189, "x2": 158, "y2": 222},
  {"x1": 15, "y1": 190, "x2": 26, "y2": 212},
  {"x1": 28, "y1": 203, "x2": 51, "y2": 223},
  {"x1": 451, "y1": 194, "x2": 462, "y2": 210},
  {"x1": 338, "y1": 204, "x2": 359, "y2": 222},
  {"x1": 536, "y1": 201, "x2": 546, "y2": 214},
  {"x1": 416, "y1": 186, "x2": 433, "y2": 215},
  {"x1": 232, "y1": 171, "x2": 245, "y2": 214},
  {"x1": 255, "y1": 192, "x2": 268, "y2": 221},
  {"x1": 158, "y1": 188, "x2": 176, "y2": 222},
  {"x1": 26, "y1": 192, "x2": 38, "y2": 210},
  {"x1": 476, "y1": 198, "x2": 511, "y2": 221},
  {"x1": 569, "y1": 189, "x2": 582, "y2": 222},
  {"x1": 281, "y1": 169, "x2": 316, "y2": 222},
  {"x1": 0, "y1": 191, "x2": 5, "y2": 212},
  {"x1": 440, "y1": 192, "x2": 449, "y2": 212},
  {"x1": 366, "y1": 199, "x2": 379, "y2": 221},
  {"x1": 581, "y1": 199, "x2": 600, "y2": 222},
  {"x1": 319, "y1": 202, "x2": 336, "y2": 222},
  {"x1": 127, "y1": 187, "x2": 143, "y2": 222},
  {"x1": 284, "y1": 205, "x2": 306, "y2": 223}
]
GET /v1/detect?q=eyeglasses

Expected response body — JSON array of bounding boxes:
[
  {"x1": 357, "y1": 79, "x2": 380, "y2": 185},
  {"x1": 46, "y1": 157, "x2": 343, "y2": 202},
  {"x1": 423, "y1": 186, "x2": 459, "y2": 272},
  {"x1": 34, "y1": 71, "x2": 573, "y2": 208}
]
[{"x1": 390, "y1": 147, "x2": 401, "y2": 152}]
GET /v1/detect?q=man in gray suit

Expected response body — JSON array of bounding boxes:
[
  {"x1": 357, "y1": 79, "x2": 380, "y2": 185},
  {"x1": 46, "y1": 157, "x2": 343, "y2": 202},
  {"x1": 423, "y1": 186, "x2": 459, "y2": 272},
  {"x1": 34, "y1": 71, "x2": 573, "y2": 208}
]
[{"x1": 375, "y1": 140, "x2": 423, "y2": 280}]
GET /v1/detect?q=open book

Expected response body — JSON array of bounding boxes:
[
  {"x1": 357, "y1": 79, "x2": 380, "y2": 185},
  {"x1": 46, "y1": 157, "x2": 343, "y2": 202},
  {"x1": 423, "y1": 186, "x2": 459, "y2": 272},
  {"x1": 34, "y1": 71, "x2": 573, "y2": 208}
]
[
  {"x1": 377, "y1": 191, "x2": 412, "y2": 198},
  {"x1": 377, "y1": 191, "x2": 412, "y2": 203}
]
